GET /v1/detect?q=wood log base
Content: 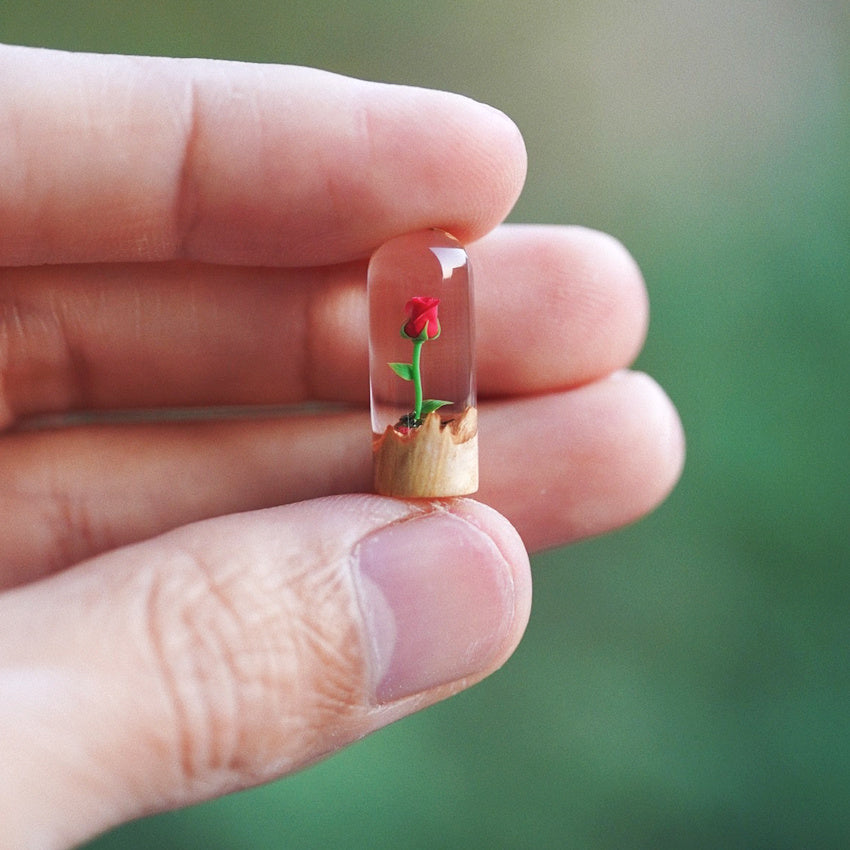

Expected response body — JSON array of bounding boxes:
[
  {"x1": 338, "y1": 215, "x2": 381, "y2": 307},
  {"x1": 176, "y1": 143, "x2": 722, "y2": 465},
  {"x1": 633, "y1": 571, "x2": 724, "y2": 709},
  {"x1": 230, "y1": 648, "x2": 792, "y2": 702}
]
[{"x1": 372, "y1": 407, "x2": 478, "y2": 498}]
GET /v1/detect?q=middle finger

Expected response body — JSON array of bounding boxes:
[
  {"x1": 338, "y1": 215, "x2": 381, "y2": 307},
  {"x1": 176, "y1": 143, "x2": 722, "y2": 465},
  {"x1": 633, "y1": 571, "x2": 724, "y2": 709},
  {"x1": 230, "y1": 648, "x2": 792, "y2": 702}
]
[{"x1": 2, "y1": 225, "x2": 647, "y2": 427}]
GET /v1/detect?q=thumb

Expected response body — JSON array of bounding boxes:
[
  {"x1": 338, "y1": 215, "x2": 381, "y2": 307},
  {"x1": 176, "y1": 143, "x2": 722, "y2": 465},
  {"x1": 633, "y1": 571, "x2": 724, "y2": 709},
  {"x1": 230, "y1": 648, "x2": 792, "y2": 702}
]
[{"x1": 0, "y1": 495, "x2": 531, "y2": 849}]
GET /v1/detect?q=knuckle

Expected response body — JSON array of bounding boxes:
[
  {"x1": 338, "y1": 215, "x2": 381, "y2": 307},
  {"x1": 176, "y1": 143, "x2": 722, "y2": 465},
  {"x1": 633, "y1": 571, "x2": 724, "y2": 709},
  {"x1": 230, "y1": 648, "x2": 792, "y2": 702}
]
[{"x1": 142, "y1": 543, "x2": 366, "y2": 789}]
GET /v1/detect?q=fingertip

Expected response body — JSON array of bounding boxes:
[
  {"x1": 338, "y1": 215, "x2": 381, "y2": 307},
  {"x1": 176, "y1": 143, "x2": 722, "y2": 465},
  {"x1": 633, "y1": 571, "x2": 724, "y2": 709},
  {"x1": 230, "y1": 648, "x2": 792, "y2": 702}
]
[
  {"x1": 473, "y1": 224, "x2": 650, "y2": 395},
  {"x1": 571, "y1": 225, "x2": 650, "y2": 351},
  {"x1": 381, "y1": 87, "x2": 528, "y2": 246},
  {"x1": 352, "y1": 499, "x2": 530, "y2": 704},
  {"x1": 479, "y1": 370, "x2": 685, "y2": 550},
  {"x1": 537, "y1": 225, "x2": 650, "y2": 372},
  {"x1": 446, "y1": 498, "x2": 532, "y2": 653},
  {"x1": 624, "y1": 369, "x2": 687, "y2": 510},
  {"x1": 454, "y1": 100, "x2": 528, "y2": 240}
]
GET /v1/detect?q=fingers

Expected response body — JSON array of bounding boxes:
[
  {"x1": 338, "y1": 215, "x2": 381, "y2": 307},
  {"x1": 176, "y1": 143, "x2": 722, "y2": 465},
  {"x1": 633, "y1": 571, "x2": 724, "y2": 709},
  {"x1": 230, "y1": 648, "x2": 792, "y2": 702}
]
[
  {"x1": 0, "y1": 412, "x2": 370, "y2": 586},
  {"x1": 0, "y1": 226, "x2": 646, "y2": 424},
  {"x1": 0, "y1": 261, "x2": 350, "y2": 425},
  {"x1": 0, "y1": 372, "x2": 684, "y2": 587},
  {"x1": 471, "y1": 225, "x2": 648, "y2": 396},
  {"x1": 0, "y1": 45, "x2": 525, "y2": 267},
  {"x1": 0, "y1": 496, "x2": 531, "y2": 846},
  {"x1": 478, "y1": 371, "x2": 685, "y2": 550}
]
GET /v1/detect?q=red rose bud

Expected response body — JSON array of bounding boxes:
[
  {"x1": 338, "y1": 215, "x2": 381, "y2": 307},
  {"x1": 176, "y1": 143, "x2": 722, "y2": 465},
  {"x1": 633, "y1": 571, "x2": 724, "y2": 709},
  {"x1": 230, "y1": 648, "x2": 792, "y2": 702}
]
[{"x1": 402, "y1": 296, "x2": 441, "y2": 339}]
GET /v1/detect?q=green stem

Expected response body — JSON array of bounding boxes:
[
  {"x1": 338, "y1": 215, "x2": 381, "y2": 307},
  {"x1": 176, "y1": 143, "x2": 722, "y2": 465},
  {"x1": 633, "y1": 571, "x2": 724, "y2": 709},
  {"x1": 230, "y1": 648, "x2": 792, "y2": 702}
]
[{"x1": 412, "y1": 338, "x2": 424, "y2": 420}]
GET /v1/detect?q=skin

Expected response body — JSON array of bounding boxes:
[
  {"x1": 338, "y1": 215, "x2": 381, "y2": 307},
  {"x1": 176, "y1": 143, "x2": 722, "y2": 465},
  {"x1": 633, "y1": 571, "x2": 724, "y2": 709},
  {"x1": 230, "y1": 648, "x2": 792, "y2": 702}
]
[{"x1": 0, "y1": 45, "x2": 684, "y2": 849}]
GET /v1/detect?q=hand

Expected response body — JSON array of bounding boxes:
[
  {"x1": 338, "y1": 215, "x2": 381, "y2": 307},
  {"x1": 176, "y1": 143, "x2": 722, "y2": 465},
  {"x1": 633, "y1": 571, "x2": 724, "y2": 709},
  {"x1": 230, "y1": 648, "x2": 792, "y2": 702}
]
[{"x1": 0, "y1": 45, "x2": 683, "y2": 848}]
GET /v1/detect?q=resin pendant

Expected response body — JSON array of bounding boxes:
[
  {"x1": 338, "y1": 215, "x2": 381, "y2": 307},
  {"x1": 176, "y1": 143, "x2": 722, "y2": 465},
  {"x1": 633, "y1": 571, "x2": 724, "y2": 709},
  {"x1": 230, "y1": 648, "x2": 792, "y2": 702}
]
[{"x1": 368, "y1": 229, "x2": 477, "y2": 498}]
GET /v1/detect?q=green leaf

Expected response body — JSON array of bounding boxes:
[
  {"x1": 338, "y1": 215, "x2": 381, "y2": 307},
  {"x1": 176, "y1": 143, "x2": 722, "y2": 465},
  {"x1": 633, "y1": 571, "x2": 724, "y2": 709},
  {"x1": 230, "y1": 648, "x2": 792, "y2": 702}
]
[
  {"x1": 388, "y1": 362, "x2": 414, "y2": 381},
  {"x1": 420, "y1": 399, "x2": 452, "y2": 416}
]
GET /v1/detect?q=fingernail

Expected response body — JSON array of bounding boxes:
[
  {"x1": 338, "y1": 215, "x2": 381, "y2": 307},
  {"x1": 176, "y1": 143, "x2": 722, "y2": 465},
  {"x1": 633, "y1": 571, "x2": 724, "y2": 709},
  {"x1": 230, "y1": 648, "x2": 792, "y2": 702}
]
[{"x1": 353, "y1": 509, "x2": 516, "y2": 703}]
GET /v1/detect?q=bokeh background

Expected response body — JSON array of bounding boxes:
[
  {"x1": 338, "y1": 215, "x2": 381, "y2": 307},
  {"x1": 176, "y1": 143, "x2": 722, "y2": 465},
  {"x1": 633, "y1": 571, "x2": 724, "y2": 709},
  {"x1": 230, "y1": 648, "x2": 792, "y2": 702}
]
[{"x1": 3, "y1": 1, "x2": 848, "y2": 847}]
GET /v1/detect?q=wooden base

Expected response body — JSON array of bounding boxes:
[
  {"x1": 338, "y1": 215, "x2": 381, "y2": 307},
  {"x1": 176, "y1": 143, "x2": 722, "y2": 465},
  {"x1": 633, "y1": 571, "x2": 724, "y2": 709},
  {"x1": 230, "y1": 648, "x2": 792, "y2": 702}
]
[{"x1": 372, "y1": 407, "x2": 478, "y2": 498}]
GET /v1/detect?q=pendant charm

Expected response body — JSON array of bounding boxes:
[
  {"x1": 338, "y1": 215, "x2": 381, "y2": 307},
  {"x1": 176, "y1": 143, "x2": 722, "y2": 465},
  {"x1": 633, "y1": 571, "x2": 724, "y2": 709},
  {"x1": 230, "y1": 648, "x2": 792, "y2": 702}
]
[{"x1": 368, "y1": 229, "x2": 478, "y2": 498}]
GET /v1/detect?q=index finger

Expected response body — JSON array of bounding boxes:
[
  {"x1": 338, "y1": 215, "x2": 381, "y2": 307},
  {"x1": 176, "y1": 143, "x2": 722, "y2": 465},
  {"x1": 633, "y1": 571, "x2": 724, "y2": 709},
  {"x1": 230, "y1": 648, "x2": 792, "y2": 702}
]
[{"x1": 0, "y1": 45, "x2": 526, "y2": 267}]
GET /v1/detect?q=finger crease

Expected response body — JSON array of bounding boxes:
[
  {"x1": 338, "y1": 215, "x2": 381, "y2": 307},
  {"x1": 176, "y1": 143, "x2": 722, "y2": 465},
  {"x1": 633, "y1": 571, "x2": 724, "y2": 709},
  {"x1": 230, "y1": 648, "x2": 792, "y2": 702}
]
[
  {"x1": 0, "y1": 291, "x2": 87, "y2": 426},
  {"x1": 173, "y1": 77, "x2": 202, "y2": 260}
]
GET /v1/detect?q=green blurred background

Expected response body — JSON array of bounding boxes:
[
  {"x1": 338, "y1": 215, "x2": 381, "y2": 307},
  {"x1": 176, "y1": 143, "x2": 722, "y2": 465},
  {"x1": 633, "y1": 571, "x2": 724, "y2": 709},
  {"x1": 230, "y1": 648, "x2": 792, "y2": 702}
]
[{"x1": 3, "y1": 1, "x2": 848, "y2": 847}]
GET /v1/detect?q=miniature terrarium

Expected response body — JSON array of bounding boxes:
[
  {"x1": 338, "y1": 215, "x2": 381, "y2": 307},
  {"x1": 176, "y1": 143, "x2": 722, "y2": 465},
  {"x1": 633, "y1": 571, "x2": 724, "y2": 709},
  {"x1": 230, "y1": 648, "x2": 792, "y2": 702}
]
[{"x1": 368, "y1": 229, "x2": 478, "y2": 498}]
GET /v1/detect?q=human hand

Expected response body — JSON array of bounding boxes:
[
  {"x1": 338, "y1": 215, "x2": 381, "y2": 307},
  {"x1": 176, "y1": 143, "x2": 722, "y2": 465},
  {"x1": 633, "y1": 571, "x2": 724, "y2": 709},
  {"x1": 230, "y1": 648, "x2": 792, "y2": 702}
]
[{"x1": 0, "y1": 45, "x2": 683, "y2": 848}]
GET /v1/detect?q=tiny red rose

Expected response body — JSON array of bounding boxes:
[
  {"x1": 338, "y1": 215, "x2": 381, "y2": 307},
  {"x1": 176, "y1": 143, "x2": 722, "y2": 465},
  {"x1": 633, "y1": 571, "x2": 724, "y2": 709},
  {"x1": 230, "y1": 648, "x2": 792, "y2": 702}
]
[{"x1": 403, "y1": 296, "x2": 441, "y2": 339}]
